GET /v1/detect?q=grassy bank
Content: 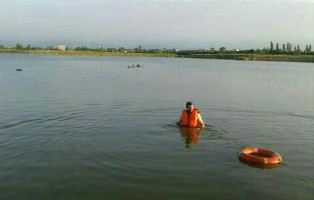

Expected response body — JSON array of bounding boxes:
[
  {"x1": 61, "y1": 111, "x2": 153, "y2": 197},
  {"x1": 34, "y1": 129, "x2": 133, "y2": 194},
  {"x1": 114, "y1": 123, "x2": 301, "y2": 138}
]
[
  {"x1": 183, "y1": 53, "x2": 314, "y2": 63},
  {"x1": 0, "y1": 49, "x2": 176, "y2": 58},
  {"x1": 1, "y1": 49, "x2": 314, "y2": 63}
]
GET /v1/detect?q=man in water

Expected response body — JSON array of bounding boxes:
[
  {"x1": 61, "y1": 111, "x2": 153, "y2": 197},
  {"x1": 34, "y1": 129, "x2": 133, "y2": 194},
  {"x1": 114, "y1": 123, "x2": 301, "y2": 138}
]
[{"x1": 177, "y1": 102, "x2": 205, "y2": 128}]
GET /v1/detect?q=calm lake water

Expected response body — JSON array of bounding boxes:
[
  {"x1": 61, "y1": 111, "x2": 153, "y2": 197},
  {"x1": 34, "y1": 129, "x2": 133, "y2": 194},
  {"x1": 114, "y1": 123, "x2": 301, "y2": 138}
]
[{"x1": 0, "y1": 53, "x2": 313, "y2": 200}]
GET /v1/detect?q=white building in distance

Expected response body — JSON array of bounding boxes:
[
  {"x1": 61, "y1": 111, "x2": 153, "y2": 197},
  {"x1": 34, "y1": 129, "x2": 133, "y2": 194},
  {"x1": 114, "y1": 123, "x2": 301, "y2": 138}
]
[{"x1": 58, "y1": 44, "x2": 66, "y2": 51}]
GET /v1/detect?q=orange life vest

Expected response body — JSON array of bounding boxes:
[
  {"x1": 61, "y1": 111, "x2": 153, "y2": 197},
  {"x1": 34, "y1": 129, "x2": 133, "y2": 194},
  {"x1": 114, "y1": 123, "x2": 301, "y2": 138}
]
[{"x1": 180, "y1": 108, "x2": 199, "y2": 127}]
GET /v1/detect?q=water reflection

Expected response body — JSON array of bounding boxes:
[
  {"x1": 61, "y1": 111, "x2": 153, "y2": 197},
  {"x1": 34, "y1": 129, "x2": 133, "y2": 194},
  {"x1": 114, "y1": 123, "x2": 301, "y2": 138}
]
[
  {"x1": 238, "y1": 157, "x2": 282, "y2": 170},
  {"x1": 179, "y1": 127, "x2": 204, "y2": 149}
]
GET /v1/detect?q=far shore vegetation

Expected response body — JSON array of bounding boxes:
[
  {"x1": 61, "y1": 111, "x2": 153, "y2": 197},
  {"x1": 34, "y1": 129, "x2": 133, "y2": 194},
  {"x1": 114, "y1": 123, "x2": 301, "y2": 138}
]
[{"x1": 1, "y1": 41, "x2": 313, "y2": 63}]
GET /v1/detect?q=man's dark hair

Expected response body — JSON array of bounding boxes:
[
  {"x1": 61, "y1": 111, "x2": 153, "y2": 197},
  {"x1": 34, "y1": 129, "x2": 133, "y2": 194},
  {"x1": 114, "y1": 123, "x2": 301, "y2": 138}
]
[{"x1": 186, "y1": 101, "x2": 193, "y2": 107}]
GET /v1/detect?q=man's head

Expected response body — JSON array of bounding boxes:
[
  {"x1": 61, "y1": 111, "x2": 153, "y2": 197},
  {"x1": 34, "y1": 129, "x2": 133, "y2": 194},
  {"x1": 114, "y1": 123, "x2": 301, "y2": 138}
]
[{"x1": 186, "y1": 101, "x2": 194, "y2": 112}]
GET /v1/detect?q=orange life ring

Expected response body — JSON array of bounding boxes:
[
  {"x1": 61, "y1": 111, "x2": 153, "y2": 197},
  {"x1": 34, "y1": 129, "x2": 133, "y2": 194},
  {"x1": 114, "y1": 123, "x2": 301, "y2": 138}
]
[{"x1": 239, "y1": 147, "x2": 282, "y2": 165}]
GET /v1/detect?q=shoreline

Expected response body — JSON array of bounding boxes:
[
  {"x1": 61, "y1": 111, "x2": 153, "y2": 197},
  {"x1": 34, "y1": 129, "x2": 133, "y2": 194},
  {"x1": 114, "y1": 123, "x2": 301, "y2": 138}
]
[
  {"x1": 1, "y1": 49, "x2": 314, "y2": 63},
  {"x1": 0, "y1": 49, "x2": 176, "y2": 58},
  {"x1": 184, "y1": 53, "x2": 314, "y2": 63}
]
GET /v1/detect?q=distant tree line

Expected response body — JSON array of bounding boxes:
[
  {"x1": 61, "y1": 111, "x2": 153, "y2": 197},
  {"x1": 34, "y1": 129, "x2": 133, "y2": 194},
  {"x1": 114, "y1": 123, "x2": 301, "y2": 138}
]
[
  {"x1": 177, "y1": 41, "x2": 313, "y2": 56},
  {"x1": 74, "y1": 45, "x2": 177, "y2": 54},
  {"x1": 1, "y1": 43, "x2": 48, "y2": 50},
  {"x1": 269, "y1": 41, "x2": 312, "y2": 54},
  {"x1": 0, "y1": 43, "x2": 69, "y2": 51},
  {"x1": 0, "y1": 42, "x2": 313, "y2": 55}
]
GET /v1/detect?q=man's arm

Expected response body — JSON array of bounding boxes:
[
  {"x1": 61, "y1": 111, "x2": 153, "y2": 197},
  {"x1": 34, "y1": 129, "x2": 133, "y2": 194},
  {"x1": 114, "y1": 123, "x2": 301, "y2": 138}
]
[
  {"x1": 177, "y1": 117, "x2": 181, "y2": 126},
  {"x1": 197, "y1": 113, "x2": 205, "y2": 127},
  {"x1": 177, "y1": 113, "x2": 182, "y2": 126}
]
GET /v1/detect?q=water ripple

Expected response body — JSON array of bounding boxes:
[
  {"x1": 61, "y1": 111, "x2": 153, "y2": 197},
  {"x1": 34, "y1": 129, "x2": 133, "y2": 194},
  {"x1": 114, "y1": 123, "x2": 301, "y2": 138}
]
[
  {"x1": 0, "y1": 118, "x2": 43, "y2": 131},
  {"x1": 206, "y1": 107, "x2": 314, "y2": 120}
]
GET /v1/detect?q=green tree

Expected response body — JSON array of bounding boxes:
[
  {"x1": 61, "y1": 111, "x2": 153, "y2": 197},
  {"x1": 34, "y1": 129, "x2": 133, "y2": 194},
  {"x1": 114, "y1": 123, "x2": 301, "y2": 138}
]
[
  {"x1": 219, "y1": 47, "x2": 226, "y2": 52},
  {"x1": 305, "y1": 44, "x2": 312, "y2": 53},
  {"x1": 118, "y1": 47, "x2": 125, "y2": 52},
  {"x1": 75, "y1": 46, "x2": 88, "y2": 51},
  {"x1": 46, "y1": 46, "x2": 54, "y2": 50},
  {"x1": 270, "y1": 41, "x2": 274, "y2": 52},
  {"x1": 276, "y1": 43, "x2": 279, "y2": 52},
  {"x1": 286, "y1": 43, "x2": 292, "y2": 52},
  {"x1": 16, "y1": 43, "x2": 24, "y2": 49}
]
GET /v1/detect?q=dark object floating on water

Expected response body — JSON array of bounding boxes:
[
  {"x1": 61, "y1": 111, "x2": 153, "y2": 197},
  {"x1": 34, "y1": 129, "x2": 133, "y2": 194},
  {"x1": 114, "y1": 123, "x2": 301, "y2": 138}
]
[
  {"x1": 127, "y1": 64, "x2": 142, "y2": 68},
  {"x1": 16, "y1": 69, "x2": 23, "y2": 71}
]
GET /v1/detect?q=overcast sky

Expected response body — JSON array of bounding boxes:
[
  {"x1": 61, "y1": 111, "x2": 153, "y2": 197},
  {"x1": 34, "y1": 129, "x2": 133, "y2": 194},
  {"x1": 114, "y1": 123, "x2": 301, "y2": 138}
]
[{"x1": 1, "y1": 0, "x2": 313, "y2": 49}]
